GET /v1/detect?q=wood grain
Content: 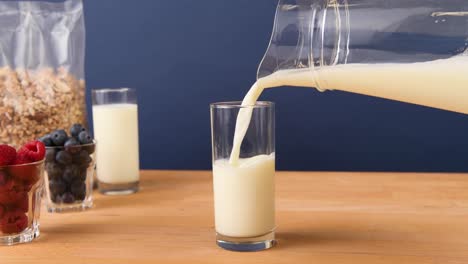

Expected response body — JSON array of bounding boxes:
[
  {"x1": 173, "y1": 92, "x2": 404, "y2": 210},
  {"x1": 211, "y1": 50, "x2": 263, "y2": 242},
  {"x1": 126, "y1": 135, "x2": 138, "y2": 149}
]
[{"x1": 1, "y1": 170, "x2": 468, "y2": 264}]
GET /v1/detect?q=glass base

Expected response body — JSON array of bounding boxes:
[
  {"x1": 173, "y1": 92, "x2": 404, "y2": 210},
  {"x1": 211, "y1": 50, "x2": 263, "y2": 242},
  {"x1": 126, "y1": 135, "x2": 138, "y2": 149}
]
[
  {"x1": 216, "y1": 231, "x2": 276, "y2": 252},
  {"x1": 98, "y1": 181, "x2": 139, "y2": 195},
  {"x1": 0, "y1": 224, "x2": 40, "y2": 246},
  {"x1": 47, "y1": 200, "x2": 93, "y2": 213}
]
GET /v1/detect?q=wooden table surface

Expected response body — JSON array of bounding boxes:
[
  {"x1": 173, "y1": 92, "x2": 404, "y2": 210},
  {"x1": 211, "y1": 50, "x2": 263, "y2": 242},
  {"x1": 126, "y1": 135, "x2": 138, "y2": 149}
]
[{"x1": 1, "y1": 170, "x2": 468, "y2": 263}]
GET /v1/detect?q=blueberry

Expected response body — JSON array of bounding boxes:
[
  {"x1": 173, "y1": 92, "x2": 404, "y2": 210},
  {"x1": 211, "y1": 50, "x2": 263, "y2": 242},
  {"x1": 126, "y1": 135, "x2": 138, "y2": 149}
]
[
  {"x1": 77, "y1": 167, "x2": 87, "y2": 181},
  {"x1": 74, "y1": 191, "x2": 86, "y2": 201},
  {"x1": 64, "y1": 137, "x2": 81, "y2": 154},
  {"x1": 62, "y1": 173, "x2": 73, "y2": 184},
  {"x1": 70, "y1": 124, "x2": 86, "y2": 138},
  {"x1": 70, "y1": 180, "x2": 86, "y2": 200},
  {"x1": 39, "y1": 134, "x2": 54, "y2": 146},
  {"x1": 59, "y1": 192, "x2": 75, "y2": 204},
  {"x1": 56, "y1": 150, "x2": 72, "y2": 165},
  {"x1": 78, "y1": 131, "x2": 93, "y2": 145},
  {"x1": 45, "y1": 162, "x2": 64, "y2": 180},
  {"x1": 49, "y1": 179, "x2": 66, "y2": 196},
  {"x1": 84, "y1": 155, "x2": 92, "y2": 166},
  {"x1": 82, "y1": 143, "x2": 95, "y2": 154},
  {"x1": 45, "y1": 148, "x2": 56, "y2": 162},
  {"x1": 63, "y1": 165, "x2": 79, "y2": 183},
  {"x1": 51, "y1": 130, "x2": 68, "y2": 146},
  {"x1": 73, "y1": 150, "x2": 91, "y2": 166},
  {"x1": 52, "y1": 194, "x2": 60, "y2": 203}
]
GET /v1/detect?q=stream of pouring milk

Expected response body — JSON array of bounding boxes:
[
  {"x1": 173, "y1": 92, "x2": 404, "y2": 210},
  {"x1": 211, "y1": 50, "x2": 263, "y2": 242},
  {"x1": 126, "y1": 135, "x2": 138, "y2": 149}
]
[{"x1": 229, "y1": 55, "x2": 468, "y2": 164}]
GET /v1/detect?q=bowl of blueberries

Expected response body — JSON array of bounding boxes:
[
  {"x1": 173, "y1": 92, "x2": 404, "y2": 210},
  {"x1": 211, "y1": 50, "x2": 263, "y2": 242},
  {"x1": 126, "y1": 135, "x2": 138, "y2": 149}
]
[{"x1": 39, "y1": 124, "x2": 95, "y2": 213}]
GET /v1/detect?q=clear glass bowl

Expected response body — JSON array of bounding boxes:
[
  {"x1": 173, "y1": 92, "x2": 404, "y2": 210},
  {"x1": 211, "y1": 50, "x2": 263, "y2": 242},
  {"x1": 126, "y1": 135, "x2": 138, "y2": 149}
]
[
  {"x1": 0, "y1": 160, "x2": 44, "y2": 245},
  {"x1": 44, "y1": 141, "x2": 95, "y2": 213}
]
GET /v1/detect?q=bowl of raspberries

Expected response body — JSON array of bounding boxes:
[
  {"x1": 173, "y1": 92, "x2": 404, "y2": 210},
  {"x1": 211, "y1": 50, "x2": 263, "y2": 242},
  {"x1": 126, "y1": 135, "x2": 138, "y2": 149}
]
[
  {"x1": 0, "y1": 140, "x2": 46, "y2": 245},
  {"x1": 39, "y1": 124, "x2": 95, "y2": 213}
]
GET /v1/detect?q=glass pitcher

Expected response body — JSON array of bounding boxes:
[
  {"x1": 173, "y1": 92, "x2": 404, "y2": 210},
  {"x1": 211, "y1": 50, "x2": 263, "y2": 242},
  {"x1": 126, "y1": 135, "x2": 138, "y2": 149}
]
[{"x1": 257, "y1": 0, "x2": 468, "y2": 114}]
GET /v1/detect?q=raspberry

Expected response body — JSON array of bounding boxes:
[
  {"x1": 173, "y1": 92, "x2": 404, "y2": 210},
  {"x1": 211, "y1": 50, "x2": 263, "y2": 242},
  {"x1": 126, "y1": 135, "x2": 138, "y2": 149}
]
[
  {"x1": 0, "y1": 171, "x2": 14, "y2": 193},
  {"x1": 11, "y1": 148, "x2": 40, "y2": 186},
  {"x1": 0, "y1": 210, "x2": 28, "y2": 234},
  {"x1": 0, "y1": 186, "x2": 26, "y2": 205},
  {"x1": 13, "y1": 155, "x2": 33, "y2": 166},
  {"x1": 8, "y1": 163, "x2": 40, "y2": 187},
  {"x1": 0, "y1": 145, "x2": 16, "y2": 166},
  {"x1": 17, "y1": 141, "x2": 46, "y2": 162},
  {"x1": 0, "y1": 170, "x2": 9, "y2": 186},
  {"x1": 15, "y1": 192, "x2": 29, "y2": 212}
]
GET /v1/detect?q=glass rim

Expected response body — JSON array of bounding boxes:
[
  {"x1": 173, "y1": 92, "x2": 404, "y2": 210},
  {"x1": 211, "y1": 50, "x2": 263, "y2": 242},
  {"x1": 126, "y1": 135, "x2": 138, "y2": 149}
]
[
  {"x1": 92, "y1": 88, "x2": 135, "y2": 94},
  {"x1": 0, "y1": 159, "x2": 44, "y2": 169},
  {"x1": 210, "y1": 101, "x2": 275, "y2": 109},
  {"x1": 45, "y1": 139, "x2": 97, "y2": 149}
]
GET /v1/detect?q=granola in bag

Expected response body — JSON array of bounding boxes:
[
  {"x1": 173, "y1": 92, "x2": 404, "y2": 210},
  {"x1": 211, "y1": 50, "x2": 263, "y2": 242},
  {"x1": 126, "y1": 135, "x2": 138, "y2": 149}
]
[{"x1": 0, "y1": 0, "x2": 86, "y2": 147}]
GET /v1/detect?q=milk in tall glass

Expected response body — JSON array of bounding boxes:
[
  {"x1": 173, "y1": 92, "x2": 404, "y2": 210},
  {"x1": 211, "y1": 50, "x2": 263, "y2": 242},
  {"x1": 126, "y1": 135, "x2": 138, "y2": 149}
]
[
  {"x1": 92, "y1": 88, "x2": 140, "y2": 195},
  {"x1": 211, "y1": 101, "x2": 276, "y2": 252}
]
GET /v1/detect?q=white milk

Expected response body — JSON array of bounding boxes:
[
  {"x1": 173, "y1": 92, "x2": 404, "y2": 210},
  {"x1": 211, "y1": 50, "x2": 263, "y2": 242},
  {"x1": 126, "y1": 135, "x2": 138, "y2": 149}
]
[
  {"x1": 230, "y1": 56, "x2": 468, "y2": 163},
  {"x1": 213, "y1": 153, "x2": 275, "y2": 237},
  {"x1": 92, "y1": 104, "x2": 140, "y2": 184}
]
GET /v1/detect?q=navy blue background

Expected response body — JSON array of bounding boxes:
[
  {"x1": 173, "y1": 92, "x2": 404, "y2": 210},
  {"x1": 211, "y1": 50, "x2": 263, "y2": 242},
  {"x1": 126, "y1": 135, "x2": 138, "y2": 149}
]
[{"x1": 83, "y1": 0, "x2": 468, "y2": 171}]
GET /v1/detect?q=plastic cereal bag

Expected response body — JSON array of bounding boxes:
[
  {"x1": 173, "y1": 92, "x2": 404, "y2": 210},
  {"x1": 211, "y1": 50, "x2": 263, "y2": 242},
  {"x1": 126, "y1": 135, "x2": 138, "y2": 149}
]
[{"x1": 0, "y1": 0, "x2": 86, "y2": 147}]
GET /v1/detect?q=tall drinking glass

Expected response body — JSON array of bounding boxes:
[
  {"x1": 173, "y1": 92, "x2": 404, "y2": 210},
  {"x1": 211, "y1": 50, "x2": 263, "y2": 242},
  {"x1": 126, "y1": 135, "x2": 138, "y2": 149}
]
[
  {"x1": 210, "y1": 101, "x2": 276, "y2": 252},
  {"x1": 92, "y1": 88, "x2": 140, "y2": 195}
]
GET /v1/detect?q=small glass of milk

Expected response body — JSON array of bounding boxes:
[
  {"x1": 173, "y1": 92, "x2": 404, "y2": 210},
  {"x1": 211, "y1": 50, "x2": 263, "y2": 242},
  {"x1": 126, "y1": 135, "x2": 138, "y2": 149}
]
[
  {"x1": 210, "y1": 101, "x2": 276, "y2": 251},
  {"x1": 92, "y1": 88, "x2": 140, "y2": 195}
]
